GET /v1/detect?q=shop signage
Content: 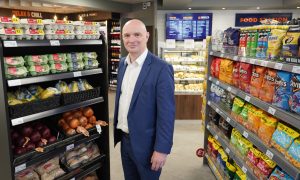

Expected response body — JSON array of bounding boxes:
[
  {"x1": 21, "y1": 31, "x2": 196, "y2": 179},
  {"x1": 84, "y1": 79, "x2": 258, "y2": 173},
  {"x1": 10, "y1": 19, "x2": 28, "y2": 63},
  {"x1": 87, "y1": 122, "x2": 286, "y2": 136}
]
[
  {"x1": 235, "y1": 13, "x2": 292, "y2": 27},
  {"x1": 12, "y1": 10, "x2": 42, "y2": 18}
]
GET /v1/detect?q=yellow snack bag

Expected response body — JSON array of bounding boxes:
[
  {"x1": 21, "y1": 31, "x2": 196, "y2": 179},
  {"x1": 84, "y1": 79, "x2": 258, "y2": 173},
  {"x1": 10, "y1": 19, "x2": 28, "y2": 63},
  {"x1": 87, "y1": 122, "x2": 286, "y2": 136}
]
[
  {"x1": 219, "y1": 59, "x2": 234, "y2": 85},
  {"x1": 267, "y1": 29, "x2": 288, "y2": 60}
]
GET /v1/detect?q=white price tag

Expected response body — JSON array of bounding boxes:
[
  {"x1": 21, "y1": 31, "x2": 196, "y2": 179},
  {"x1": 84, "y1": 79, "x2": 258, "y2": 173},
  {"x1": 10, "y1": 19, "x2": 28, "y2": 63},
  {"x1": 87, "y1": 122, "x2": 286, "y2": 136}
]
[
  {"x1": 250, "y1": 59, "x2": 256, "y2": 64},
  {"x1": 225, "y1": 148, "x2": 230, "y2": 154},
  {"x1": 209, "y1": 76, "x2": 212, "y2": 81},
  {"x1": 220, "y1": 53, "x2": 224, "y2": 57},
  {"x1": 242, "y1": 166, "x2": 248, "y2": 173},
  {"x1": 226, "y1": 117, "x2": 231, "y2": 123},
  {"x1": 66, "y1": 144, "x2": 74, "y2": 151},
  {"x1": 292, "y1": 66, "x2": 300, "y2": 74},
  {"x1": 12, "y1": 118, "x2": 24, "y2": 126},
  {"x1": 15, "y1": 163, "x2": 26, "y2": 173},
  {"x1": 214, "y1": 135, "x2": 219, "y2": 140},
  {"x1": 8, "y1": 79, "x2": 21, "y2": 86},
  {"x1": 184, "y1": 39, "x2": 195, "y2": 49},
  {"x1": 227, "y1": 87, "x2": 232, "y2": 92},
  {"x1": 216, "y1": 108, "x2": 220, "y2": 113},
  {"x1": 210, "y1": 51, "x2": 213, "y2": 55},
  {"x1": 216, "y1": 81, "x2": 220, "y2": 85},
  {"x1": 96, "y1": 124, "x2": 102, "y2": 134},
  {"x1": 266, "y1": 150, "x2": 274, "y2": 160},
  {"x1": 245, "y1": 95, "x2": 251, "y2": 102},
  {"x1": 233, "y1": 56, "x2": 238, "y2": 61},
  {"x1": 268, "y1": 107, "x2": 276, "y2": 115},
  {"x1": 208, "y1": 101, "x2": 211, "y2": 105},
  {"x1": 274, "y1": 63, "x2": 283, "y2": 70},
  {"x1": 243, "y1": 131, "x2": 249, "y2": 138},
  {"x1": 261, "y1": 61, "x2": 268, "y2": 67},
  {"x1": 207, "y1": 125, "x2": 210, "y2": 130},
  {"x1": 4, "y1": 41, "x2": 17, "y2": 47},
  {"x1": 50, "y1": 40, "x2": 60, "y2": 46},
  {"x1": 241, "y1": 57, "x2": 246, "y2": 62},
  {"x1": 73, "y1": 71, "x2": 82, "y2": 77},
  {"x1": 165, "y1": 39, "x2": 176, "y2": 48}
]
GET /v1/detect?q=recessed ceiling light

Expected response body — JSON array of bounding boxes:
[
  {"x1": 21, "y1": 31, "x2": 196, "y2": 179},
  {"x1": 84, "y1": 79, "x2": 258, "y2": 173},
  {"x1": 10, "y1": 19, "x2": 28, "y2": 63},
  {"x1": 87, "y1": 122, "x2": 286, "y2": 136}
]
[
  {"x1": 257, "y1": 6, "x2": 260, "y2": 9},
  {"x1": 222, "y1": 7, "x2": 226, "y2": 10},
  {"x1": 297, "y1": 6, "x2": 300, "y2": 9},
  {"x1": 188, "y1": 8, "x2": 192, "y2": 10}
]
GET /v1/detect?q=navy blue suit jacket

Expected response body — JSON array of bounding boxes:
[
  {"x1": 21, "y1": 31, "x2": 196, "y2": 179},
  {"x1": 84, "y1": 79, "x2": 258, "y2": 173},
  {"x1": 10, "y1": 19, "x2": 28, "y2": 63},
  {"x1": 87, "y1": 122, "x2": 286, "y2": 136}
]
[{"x1": 114, "y1": 51, "x2": 175, "y2": 166}]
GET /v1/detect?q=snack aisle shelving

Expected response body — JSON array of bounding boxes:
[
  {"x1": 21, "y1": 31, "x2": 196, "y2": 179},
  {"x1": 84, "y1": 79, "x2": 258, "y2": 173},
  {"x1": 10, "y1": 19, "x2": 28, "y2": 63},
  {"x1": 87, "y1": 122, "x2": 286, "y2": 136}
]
[
  {"x1": 162, "y1": 48, "x2": 206, "y2": 119},
  {"x1": 0, "y1": 37, "x2": 110, "y2": 179},
  {"x1": 203, "y1": 49, "x2": 300, "y2": 180}
]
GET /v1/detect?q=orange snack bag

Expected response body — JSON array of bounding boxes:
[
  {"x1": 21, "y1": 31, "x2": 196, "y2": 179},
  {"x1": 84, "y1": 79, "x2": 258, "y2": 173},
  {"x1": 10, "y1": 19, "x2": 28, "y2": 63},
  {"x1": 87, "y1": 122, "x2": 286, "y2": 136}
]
[
  {"x1": 211, "y1": 57, "x2": 221, "y2": 78},
  {"x1": 257, "y1": 114, "x2": 278, "y2": 147},
  {"x1": 250, "y1": 66, "x2": 267, "y2": 98},
  {"x1": 248, "y1": 107, "x2": 264, "y2": 134},
  {"x1": 259, "y1": 68, "x2": 277, "y2": 103},
  {"x1": 219, "y1": 59, "x2": 234, "y2": 85},
  {"x1": 239, "y1": 62, "x2": 253, "y2": 93},
  {"x1": 232, "y1": 62, "x2": 240, "y2": 88}
]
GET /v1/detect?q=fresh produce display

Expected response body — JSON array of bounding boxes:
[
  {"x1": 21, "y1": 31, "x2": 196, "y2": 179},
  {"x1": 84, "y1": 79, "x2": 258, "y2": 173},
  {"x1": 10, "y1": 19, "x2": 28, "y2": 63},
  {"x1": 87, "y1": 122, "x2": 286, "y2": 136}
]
[
  {"x1": 57, "y1": 106, "x2": 108, "y2": 136},
  {"x1": 11, "y1": 122, "x2": 57, "y2": 155},
  {"x1": 27, "y1": 64, "x2": 50, "y2": 76}
]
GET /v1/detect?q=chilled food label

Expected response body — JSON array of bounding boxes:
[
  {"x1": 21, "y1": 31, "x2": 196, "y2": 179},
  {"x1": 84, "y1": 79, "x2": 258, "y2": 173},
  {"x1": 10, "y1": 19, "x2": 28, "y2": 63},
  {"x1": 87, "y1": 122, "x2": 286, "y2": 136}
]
[
  {"x1": 5, "y1": 28, "x2": 22, "y2": 35},
  {"x1": 29, "y1": 29, "x2": 39, "y2": 35},
  {"x1": 55, "y1": 63, "x2": 62, "y2": 70},
  {"x1": 84, "y1": 21, "x2": 93, "y2": 26},
  {"x1": 56, "y1": 30, "x2": 65, "y2": 35},
  {"x1": 32, "y1": 55, "x2": 42, "y2": 63},
  {"x1": 53, "y1": 54, "x2": 59, "y2": 61},
  {"x1": 27, "y1": 18, "x2": 43, "y2": 24},
  {"x1": 85, "y1": 30, "x2": 93, "y2": 35},
  {"x1": 12, "y1": 17, "x2": 20, "y2": 23},
  {"x1": 56, "y1": 20, "x2": 66, "y2": 24},
  {"x1": 37, "y1": 29, "x2": 44, "y2": 35},
  {"x1": 5, "y1": 57, "x2": 13, "y2": 64},
  {"x1": 1, "y1": 17, "x2": 10, "y2": 23},
  {"x1": 8, "y1": 67, "x2": 17, "y2": 74},
  {"x1": 35, "y1": 65, "x2": 43, "y2": 72}
]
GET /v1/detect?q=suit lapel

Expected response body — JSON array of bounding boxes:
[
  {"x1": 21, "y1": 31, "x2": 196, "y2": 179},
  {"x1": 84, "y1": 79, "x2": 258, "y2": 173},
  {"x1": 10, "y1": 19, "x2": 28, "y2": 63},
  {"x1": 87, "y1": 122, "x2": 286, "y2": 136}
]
[
  {"x1": 128, "y1": 52, "x2": 153, "y2": 113},
  {"x1": 116, "y1": 59, "x2": 127, "y2": 96}
]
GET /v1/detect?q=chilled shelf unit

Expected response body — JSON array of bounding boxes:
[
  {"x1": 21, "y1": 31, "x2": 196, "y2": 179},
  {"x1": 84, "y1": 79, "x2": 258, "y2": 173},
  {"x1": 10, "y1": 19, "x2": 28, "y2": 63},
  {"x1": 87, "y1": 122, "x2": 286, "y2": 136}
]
[
  {"x1": 0, "y1": 38, "x2": 110, "y2": 180},
  {"x1": 203, "y1": 49, "x2": 300, "y2": 180}
]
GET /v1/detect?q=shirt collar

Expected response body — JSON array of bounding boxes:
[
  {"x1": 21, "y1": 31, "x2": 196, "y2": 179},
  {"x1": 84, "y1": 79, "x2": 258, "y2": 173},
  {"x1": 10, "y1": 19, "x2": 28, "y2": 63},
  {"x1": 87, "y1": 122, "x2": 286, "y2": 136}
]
[{"x1": 125, "y1": 49, "x2": 148, "y2": 66}]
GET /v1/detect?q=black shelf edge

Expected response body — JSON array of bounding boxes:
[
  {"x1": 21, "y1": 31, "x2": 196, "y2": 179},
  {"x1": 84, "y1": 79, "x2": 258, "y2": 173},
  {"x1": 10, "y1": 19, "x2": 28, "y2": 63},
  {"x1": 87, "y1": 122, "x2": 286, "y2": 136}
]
[
  {"x1": 14, "y1": 131, "x2": 102, "y2": 173},
  {"x1": 207, "y1": 100, "x2": 300, "y2": 179},
  {"x1": 209, "y1": 51, "x2": 300, "y2": 75},
  {"x1": 2, "y1": 39, "x2": 103, "y2": 48},
  {"x1": 7, "y1": 68, "x2": 103, "y2": 87},
  {"x1": 208, "y1": 76, "x2": 300, "y2": 128},
  {"x1": 206, "y1": 124, "x2": 256, "y2": 180},
  {"x1": 11, "y1": 97, "x2": 104, "y2": 126},
  {"x1": 205, "y1": 154, "x2": 224, "y2": 180}
]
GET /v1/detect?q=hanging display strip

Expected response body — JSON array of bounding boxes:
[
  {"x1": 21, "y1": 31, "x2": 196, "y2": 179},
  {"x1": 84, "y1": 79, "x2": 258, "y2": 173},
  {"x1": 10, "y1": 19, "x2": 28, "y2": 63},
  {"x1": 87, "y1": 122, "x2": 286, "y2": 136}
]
[
  {"x1": 208, "y1": 100, "x2": 300, "y2": 179},
  {"x1": 206, "y1": 124, "x2": 256, "y2": 180},
  {"x1": 208, "y1": 76, "x2": 300, "y2": 128},
  {"x1": 205, "y1": 154, "x2": 224, "y2": 180},
  {"x1": 210, "y1": 51, "x2": 300, "y2": 75}
]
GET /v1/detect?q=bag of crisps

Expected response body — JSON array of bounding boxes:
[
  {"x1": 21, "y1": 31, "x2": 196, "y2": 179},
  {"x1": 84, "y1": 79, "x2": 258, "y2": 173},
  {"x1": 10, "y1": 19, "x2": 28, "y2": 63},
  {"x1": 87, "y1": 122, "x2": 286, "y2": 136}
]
[
  {"x1": 250, "y1": 66, "x2": 267, "y2": 98},
  {"x1": 257, "y1": 114, "x2": 278, "y2": 146},
  {"x1": 259, "y1": 69, "x2": 277, "y2": 103}
]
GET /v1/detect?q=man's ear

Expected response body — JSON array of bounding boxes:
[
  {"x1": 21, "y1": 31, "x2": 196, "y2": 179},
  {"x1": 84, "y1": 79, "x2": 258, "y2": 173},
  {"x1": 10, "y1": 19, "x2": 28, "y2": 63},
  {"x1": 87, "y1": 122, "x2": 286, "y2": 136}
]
[{"x1": 146, "y1": 32, "x2": 150, "y2": 39}]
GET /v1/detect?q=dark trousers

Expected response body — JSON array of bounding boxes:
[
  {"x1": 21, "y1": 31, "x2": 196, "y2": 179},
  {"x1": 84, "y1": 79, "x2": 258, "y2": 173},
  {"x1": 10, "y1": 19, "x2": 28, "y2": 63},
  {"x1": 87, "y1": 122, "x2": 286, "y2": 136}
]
[{"x1": 120, "y1": 133, "x2": 161, "y2": 180}]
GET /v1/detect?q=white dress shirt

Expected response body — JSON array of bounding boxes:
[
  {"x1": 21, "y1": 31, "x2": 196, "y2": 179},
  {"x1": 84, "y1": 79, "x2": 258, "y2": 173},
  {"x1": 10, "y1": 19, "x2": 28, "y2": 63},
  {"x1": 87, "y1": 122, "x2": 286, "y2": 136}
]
[{"x1": 117, "y1": 49, "x2": 148, "y2": 133}]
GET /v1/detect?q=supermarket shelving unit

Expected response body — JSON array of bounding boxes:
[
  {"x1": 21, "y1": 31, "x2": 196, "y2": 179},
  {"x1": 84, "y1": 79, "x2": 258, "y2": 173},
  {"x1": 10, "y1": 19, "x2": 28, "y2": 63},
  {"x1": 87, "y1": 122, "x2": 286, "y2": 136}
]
[
  {"x1": 203, "y1": 50, "x2": 300, "y2": 180},
  {"x1": 0, "y1": 37, "x2": 110, "y2": 179}
]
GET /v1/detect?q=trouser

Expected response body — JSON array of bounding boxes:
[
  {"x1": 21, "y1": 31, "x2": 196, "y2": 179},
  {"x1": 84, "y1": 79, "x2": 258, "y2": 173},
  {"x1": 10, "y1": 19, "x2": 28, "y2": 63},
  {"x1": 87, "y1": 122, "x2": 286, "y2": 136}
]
[{"x1": 120, "y1": 133, "x2": 161, "y2": 180}]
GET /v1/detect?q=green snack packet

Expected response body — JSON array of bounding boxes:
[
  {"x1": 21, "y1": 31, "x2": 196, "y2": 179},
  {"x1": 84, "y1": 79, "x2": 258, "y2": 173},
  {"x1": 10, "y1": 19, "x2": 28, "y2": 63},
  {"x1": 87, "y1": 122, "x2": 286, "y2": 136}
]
[
  {"x1": 250, "y1": 30, "x2": 258, "y2": 57},
  {"x1": 232, "y1": 97, "x2": 245, "y2": 115}
]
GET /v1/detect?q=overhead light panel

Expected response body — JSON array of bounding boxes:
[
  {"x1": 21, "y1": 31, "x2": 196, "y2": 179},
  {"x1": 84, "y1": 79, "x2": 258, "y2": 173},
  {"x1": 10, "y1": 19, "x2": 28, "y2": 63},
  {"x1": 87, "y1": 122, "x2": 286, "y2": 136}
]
[
  {"x1": 42, "y1": 3, "x2": 53, "y2": 7},
  {"x1": 188, "y1": 8, "x2": 192, "y2": 10},
  {"x1": 222, "y1": 7, "x2": 226, "y2": 10},
  {"x1": 257, "y1": 6, "x2": 260, "y2": 9},
  {"x1": 297, "y1": 7, "x2": 300, "y2": 9}
]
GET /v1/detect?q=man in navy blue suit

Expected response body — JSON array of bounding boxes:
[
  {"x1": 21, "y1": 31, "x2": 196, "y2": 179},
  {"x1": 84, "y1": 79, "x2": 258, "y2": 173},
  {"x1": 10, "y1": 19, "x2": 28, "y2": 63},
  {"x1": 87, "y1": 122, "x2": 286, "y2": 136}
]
[{"x1": 113, "y1": 19, "x2": 175, "y2": 180}]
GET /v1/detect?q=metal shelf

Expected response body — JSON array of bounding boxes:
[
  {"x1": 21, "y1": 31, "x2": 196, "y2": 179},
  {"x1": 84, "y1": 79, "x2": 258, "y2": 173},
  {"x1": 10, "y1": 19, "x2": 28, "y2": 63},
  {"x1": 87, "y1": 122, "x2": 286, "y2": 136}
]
[
  {"x1": 208, "y1": 100, "x2": 300, "y2": 180},
  {"x1": 209, "y1": 51, "x2": 300, "y2": 75},
  {"x1": 206, "y1": 124, "x2": 256, "y2": 180},
  {"x1": 14, "y1": 131, "x2": 101, "y2": 173},
  {"x1": 2, "y1": 39, "x2": 102, "y2": 48},
  {"x1": 11, "y1": 97, "x2": 104, "y2": 126},
  {"x1": 208, "y1": 76, "x2": 300, "y2": 128},
  {"x1": 7, "y1": 68, "x2": 103, "y2": 87},
  {"x1": 205, "y1": 154, "x2": 224, "y2": 180},
  {"x1": 111, "y1": 72, "x2": 118, "y2": 75}
]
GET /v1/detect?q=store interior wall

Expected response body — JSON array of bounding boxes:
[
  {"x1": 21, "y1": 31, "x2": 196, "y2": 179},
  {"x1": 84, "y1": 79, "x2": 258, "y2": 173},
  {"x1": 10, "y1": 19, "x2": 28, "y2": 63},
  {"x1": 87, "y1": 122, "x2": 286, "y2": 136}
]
[{"x1": 156, "y1": 9, "x2": 300, "y2": 57}]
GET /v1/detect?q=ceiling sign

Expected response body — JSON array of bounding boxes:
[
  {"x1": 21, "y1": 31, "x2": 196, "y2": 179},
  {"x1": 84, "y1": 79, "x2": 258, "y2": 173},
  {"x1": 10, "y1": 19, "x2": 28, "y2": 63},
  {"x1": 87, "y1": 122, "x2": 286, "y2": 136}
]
[{"x1": 235, "y1": 13, "x2": 292, "y2": 27}]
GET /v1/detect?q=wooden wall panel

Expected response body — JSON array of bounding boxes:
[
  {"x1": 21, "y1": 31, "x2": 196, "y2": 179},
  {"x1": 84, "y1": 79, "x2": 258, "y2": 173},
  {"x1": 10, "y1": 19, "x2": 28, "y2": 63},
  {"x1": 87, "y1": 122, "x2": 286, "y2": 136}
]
[{"x1": 175, "y1": 95, "x2": 202, "y2": 120}]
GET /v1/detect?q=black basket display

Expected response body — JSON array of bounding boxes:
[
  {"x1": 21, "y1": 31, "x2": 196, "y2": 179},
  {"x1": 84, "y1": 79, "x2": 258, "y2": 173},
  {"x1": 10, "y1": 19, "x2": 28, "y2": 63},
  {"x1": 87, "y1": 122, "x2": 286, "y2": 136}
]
[
  {"x1": 61, "y1": 87, "x2": 101, "y2": 105},
  {"x1": 9, "y1": 95, "x2": 61, "y2": 119}
]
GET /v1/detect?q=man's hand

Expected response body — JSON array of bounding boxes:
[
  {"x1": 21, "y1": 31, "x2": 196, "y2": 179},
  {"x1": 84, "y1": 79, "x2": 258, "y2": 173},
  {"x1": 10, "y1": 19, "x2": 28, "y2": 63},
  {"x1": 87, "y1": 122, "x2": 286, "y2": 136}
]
[{"x1": 151, "y1": 151, "x2": 168, "y2": 171}]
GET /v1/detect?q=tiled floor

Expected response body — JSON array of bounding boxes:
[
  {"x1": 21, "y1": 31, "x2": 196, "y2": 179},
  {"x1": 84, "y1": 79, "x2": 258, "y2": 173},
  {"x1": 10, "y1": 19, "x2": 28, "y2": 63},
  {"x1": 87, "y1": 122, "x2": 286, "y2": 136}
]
[{"x1": 108, "y1": 90, "x2": 215, "y2": 180}]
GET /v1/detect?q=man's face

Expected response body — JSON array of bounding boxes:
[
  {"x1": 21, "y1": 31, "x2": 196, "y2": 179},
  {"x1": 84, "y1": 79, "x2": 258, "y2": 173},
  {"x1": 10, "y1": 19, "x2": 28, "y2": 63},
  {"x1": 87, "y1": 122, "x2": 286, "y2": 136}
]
[{"x1": 122, "y1": 21, "x2": 149, "y2": 55}]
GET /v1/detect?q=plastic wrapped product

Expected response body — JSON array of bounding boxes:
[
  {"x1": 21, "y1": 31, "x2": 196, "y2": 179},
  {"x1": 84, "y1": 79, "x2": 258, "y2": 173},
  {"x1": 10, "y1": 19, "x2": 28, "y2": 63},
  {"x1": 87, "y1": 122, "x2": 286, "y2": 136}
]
[
  {"x1": 4, "y1": 56, "x2": 25, "y2": 67},
  {"x1": 238, "y1": 30, "x2": 248, "y2": 57},
  {"x1": 230, "y1": 128, "x2": 242, "y2": 148},
  {"x1": 267, "y1": 28, "x2": 288, "y2": 60},
  {"x1": 246, "y1": 31, "x2": 252, "y2": 57},
  {"x1": 5, "y1": 66, "x2": 28, "y2": 79},
  {"x1": 259, "y1": 68, "x2": 277, "y2": 103},
  {"x1": 48, "y1": 53, "x2": 67, "y2": 64},
  {"x1": 210, "y1": 57, "x2": 221, "y2": 78},
  {"x1": 272, "y1": 71, "x2": 292, "y2": 111},
  {"x1": 28, "y1": 85, "x2": 44, "y2": 97},
  {"x1": 66, "y1": 52, "x2": 83, "y2": 62},
  {"x1": 236, "y1": 137, "x2": 253, "y2": 156},
  {"x1": 269, "y1": 167, "x2": 294, "y2": 180},
  {"x1": 15, "y1": 167, "x2": 39, "y2": 180},
  {"x1": 254, "y1": 154, "x2": 276, "y2": 179},
  {"x1": 250, "y1": 30, "x2": 258, "y2": 57},
  {"x1": 38, "y1": 87, "x2": 60, "y2": 99},
  {"x1": 55, "y1": 81, "x2": 71, "y2": 93},
  {"x1": 281, "y1": 31, "x2": 300, "y2": 63},
  {"x1": 25, "y1": 55, "x2": 48, "y2": 66},
  {"x1": 232, "y1": 62, "x2": 240, "y2": 88},
  {"x1": 27, "y1": 64, "x2": 50, "y2": 76},
  {"x1": 250, "y1": 66, "x2": 267, "y2": 98},
  {"x1": 247, "y1": 107, "x2": 264, "y2": 134},
  {"x1": 69, "y1": 81, "x2": 80, "y2": 93},
  {"x1": 231, "y1": 97, "x2": 245, "y2": 120},
  {"x1": 84, "y1": 59, "x2": 99, "y2": 69},
  {"x1": 239, "y1": 63, "x2": 253, "y2": 93},
  {"x1": 50, "y1": 63, "x2": 68, "y2": 74},
  {"x1": 289, "y1": 74, "x2": 300, "y2": 115},
  {"x1": 246, "y1": 147, "x2": 262, "y2": 170},
  {"x1": 219, "y1": 59, "x2": 234, "y2": 85},
  {"x1": 257, "y1": 114, "x2": 278, "y2": 147},
  {"x1": 83, "y1": 52, "x2": 97, "y2": 59},
  {"x1": 68, "y1": 61, "x2": 85, "y2": 71},
  {"x1": 286, "y1": 138, "x2": 300, "y2": 168},
  {"x1": 15, "y1": 87, "x2": 36, "y2": 102},
  {"x1": 256, "y1": 29, "x2": 270, "y2": 59},
  {"x1": 225, "y1": 161, "x2": 237, "y2": 179}
]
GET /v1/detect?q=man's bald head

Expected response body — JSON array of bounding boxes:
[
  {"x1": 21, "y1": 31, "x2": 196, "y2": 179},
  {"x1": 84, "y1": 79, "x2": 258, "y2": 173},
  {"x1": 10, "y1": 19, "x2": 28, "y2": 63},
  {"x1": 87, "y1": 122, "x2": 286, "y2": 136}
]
[{"x1": 122, "y1": 19, "x2": 149, "y2": 61}]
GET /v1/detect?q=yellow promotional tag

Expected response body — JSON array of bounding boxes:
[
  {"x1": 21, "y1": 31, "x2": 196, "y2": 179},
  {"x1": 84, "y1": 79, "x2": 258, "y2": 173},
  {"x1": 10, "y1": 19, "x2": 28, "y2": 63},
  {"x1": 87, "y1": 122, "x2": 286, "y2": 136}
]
[
  {"x1": 37, "y1": 19, "x2": 43, "y2": 24},
  {"x1": 15, "y1": 29, "x2": 23, "y2": 35},
  {"x1": 38, "y1": 29, "x2": 44, "y2": 35},
  {"x1": 12, "y1": 18, "x2": 20, "y2": 24}
]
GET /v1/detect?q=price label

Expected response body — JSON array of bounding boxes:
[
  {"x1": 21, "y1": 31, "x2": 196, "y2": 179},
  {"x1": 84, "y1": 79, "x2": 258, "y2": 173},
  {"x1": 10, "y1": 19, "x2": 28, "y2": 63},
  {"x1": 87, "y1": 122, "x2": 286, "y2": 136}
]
[
  {"x1": 225, "y1": 148, "x2": 230, "y2": 154},
  {"x1": 38, "y1": 29, "x2": 44, "y2": 35},
  {"x1": 165, "y1": 39, "x2": 176, "y2": 48},
  {"x1": 8, "y1": 79, "x2": 21, "y2": 86},
  {"x1": 243, "y1": 131, "x2": 249, "y2": 138},
  {"x1": 210, "y1": 51, "x2": 213, "y2": 55},
  {"x1": 4, "y1": 41, "x2": 17, "y2": 47},
  {"x1": 226, "y1": 117, "x2": 231, "y2": 123},
  {"x1": 212, "y1": 166, "x2": 216, "y2": 171},
  {"x1": 214, "y1": 135, "x2": 219, "y2": 140},
  {"x1": 216, "y1": 108, "x2": 220, "y2": 113},
  {"x1": 266, "y1": 150, "x2": 274, "y2": 159},
  {"x1": 37, "y1": 19, "x2": 43, "y2": 24},
  {"x1": 292, "y1": 66, "x2": 300, "y2": 74},
  {"x1": 209, "y1": 76, "x2": 212, "y2": 81},
  {"x1": 274, "y1": 63, "x2": 283, "y2": 70},
  {"x1": 261, "y1": 61, "x2": 268, "y2": 67},
  {"x1": 207, "y1": 125, "x2": 210, "y2": 130},
  {"x1": 50, "y1": 40, "x2": 60, "y2": 46},
  {"x1": 207, "y1": 101, "x2": 211, "y2": 105},
  {"x1": 233, "y1": 56, "x2": 238, "y2": 61},
  {"x1": 73, "y1": 71, "x2": 82, "y2": 77},
  {"x1": 242, "y1": 166, "x2": 248, "y2": 173},
  {"x1": 96, "y1": 124, "x2": 102, "y2": 134},
  {"x1": 70, "y1": 178, "x2": 75, "y2": 180},
  {"x1": 241, "y1": 57, "x2": 246, "y2": 62},
  {"x1": 220, "y1": 53, "x2": 224, "y2": 57},
  {"x1": 12, "y1": 117, "x2": 24, "y2": 126},
  {"x1": 15, "y1": 163, "x2": 26, "y2": 173},
  {"x1": 245, "y1": 95, "x2": 251, "y2": 102},
  {"x1": 15, "y1": 29, "x2": 22, "y2": 35},
  {"x1": 227, "y1": 87, "x2": 232, "y2": 92},
  {"x1": 216, "y1": 81, "x2": 220, "y2": 85},
  {"x1": 250, "y1": 59, "x2": 256, "y2": 64},
  {"x1": 268, "y1": 107, "x2": 276, "y2": 115},
  {"x1": 66, "y1": 144, "x2": 74, "y2": 151}
]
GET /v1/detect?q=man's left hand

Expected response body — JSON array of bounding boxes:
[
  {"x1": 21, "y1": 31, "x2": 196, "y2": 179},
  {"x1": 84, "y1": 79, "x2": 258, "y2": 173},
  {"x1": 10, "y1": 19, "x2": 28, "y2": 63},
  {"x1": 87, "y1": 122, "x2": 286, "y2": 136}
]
[{"x1": 151, "y1": 151, "x2": 168, "y2": 171}]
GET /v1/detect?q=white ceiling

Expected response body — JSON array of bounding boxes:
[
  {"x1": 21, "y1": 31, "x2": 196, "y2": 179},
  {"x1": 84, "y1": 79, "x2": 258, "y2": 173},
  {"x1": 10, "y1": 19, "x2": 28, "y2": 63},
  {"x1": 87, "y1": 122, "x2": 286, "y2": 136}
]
[{"x1": 111, "y1": 0, "x2": 152, "y2": 4}]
